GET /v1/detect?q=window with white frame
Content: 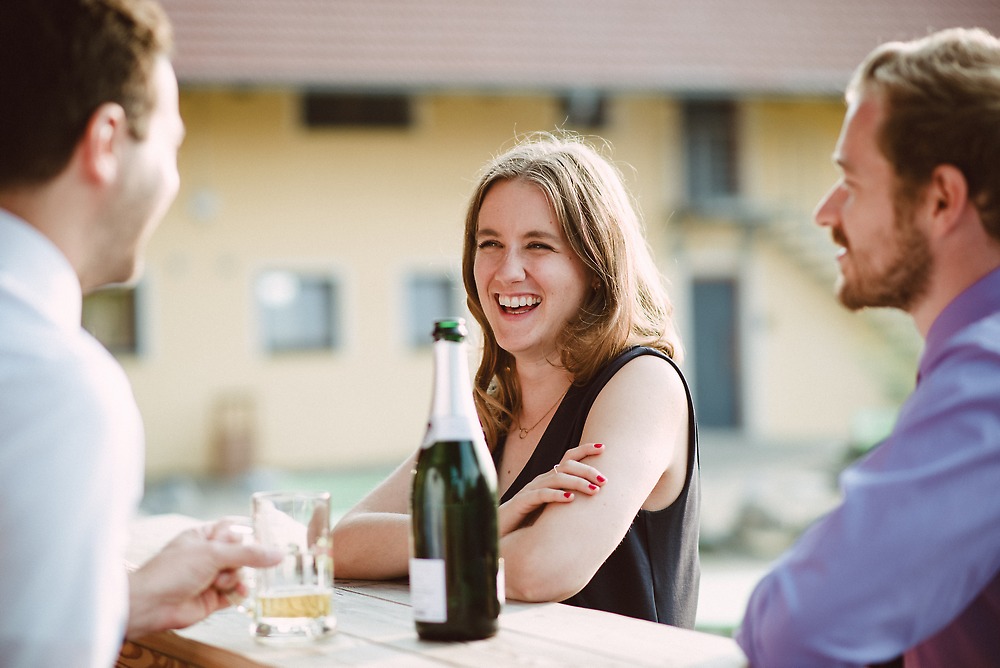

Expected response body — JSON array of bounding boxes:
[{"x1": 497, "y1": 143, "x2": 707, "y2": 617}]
[
  {"x1": 82, "y1": 285, "x2": 140, "y2": 355},
  {"x1": 406, "y1": 273, "x2": 461, "y2": 347},
  {"x1": 683, "y1": 100, "x2": 740, "y2": 204},
  {"x1": 302, "y1": 92, "x2": 412, "y2": 128},
  {"x1": 255, "y1": 270, "x2": 340, "y2": 353},
  {"x1": 561, "y1": 90, "x2": 607, "y2": 129}
]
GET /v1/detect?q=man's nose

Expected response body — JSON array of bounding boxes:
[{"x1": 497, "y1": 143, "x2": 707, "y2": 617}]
[{"x1": 814, "y1": 183, "x2": 846, "y2": 229}]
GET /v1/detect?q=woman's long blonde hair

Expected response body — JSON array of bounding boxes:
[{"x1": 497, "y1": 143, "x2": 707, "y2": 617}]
[{"x1": 461, "y1": 133, "x2": 682, "y2": 449}]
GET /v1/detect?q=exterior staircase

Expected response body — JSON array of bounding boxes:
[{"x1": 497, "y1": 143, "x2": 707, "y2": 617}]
[
  {"x1": 676, "y1": 198, "x2": 922, "y2": 403},
  {"x1": 757, "y1": 205, "x2": 922, "y2": 400}
]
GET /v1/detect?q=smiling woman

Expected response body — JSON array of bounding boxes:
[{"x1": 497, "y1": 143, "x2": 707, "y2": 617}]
[
  {"x1": 473, "y1": 178, "x2": 592, "y2": 369},
  {"x1": 332, "y1": 132, "x2": 700, "y2": 628}
]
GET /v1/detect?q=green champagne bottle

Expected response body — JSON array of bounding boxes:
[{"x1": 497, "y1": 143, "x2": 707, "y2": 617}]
[{"x1": 410, "y1": 318, "x2": 501, "y2": 641}]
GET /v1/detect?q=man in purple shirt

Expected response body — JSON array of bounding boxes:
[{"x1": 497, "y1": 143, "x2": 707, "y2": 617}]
[{"x1": 736, "y1": 28, "x2": 1000, "y2": 667}]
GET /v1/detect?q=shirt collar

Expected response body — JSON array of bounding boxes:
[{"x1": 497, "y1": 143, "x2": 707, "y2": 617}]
[
  {"x1": 919, "y1": 265, "x2": 1000, "y2": 378},
  {"x1": 0, "y1": 208, "x2": 83, "y2": 332}
]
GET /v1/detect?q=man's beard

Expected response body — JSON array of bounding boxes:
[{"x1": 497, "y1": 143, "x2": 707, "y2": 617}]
[{"x1": 835, "y1": 197, "x2": 933, "y2": 312}]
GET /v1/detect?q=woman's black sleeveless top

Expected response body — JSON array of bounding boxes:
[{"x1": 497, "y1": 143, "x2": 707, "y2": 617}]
[{"x1": 493, "y1": 346, "x2": 700, "y2": 627}]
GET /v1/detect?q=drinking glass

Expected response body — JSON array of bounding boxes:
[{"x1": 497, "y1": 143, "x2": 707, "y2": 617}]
[{"x1": 248, "y1": 491, "x2": 335, "y2": 641}]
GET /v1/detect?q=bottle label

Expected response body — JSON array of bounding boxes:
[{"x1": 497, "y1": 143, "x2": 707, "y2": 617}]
[
  {"x1": 409, "y1": 557, "x2": 447, "y2": 622},
  {"x1": 497, "y1": 557, "x2": 506, "y2": 605}
]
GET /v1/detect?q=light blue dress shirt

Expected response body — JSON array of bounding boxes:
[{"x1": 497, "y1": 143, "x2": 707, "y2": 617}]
[
  {"x1": 0, "y1": 210, "x2": 144, "y2": 667},
  {"x1": 737, "y1": 266, "x2": 1000, "y2": 667}
]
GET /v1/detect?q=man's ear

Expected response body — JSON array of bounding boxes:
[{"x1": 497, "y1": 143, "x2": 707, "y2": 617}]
[
  {"x1": 926, "y1": 164, "x2": 970, "y2": 239},
  {"x1": 79, "y1": 102, "x2": 128, "y2": 185}
]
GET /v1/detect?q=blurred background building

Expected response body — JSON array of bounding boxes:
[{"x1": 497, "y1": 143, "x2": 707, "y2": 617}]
[{"x1": 86, "y1": 0, "x2": 999, "y2": 631}]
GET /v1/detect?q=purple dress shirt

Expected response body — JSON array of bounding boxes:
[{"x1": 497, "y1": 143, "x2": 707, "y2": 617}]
[{"x1": 736, "y1": 266, "x2": 1000, "y2": 667}]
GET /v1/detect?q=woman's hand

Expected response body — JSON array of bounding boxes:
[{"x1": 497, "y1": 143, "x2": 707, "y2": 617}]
[{"x1": 498, "y1": 442, "x2": 606, "y2": 536}]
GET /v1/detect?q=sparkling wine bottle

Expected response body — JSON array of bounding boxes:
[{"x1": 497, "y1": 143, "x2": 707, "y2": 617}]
[{"x1": 409, "y1": 318, "x2": 501, "y2": 640}]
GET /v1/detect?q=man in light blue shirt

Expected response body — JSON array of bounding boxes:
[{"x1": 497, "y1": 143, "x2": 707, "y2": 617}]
[
  {"x1": 0, "y1": 2, "x2": 280, "y2": 666},
  {"x1": 736, "y1": 28, "x2": 1000, "y2": 667}
]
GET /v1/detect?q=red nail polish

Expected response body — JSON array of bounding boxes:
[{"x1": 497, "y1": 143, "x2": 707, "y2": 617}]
[
  {"x1": 564, "y1": 492, "x2": 572, "y2": 498},
  {"x1": 593, "y1": 443, "x2": 603, "y2": 448},
  {"x1": 596, "y1": 475, "x2": 606, "y2": 483},
  {"x1": 588, "y1": 484, "x2": 598, "y2": 491}
]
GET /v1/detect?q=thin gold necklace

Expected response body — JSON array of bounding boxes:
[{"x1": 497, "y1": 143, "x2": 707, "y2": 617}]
[{"x1": 517, "y1": 387, "x2": 569, "y2": 439}]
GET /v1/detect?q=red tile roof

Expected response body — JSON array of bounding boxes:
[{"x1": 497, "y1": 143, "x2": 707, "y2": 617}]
[{"x1": 160, "y1": 0, "x2": 1000, "y2": 94}]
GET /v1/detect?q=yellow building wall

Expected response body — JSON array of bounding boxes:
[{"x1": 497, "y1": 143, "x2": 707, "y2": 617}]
[
  {"x1": 124, "y1": 91, "x2": 670, "y2": 474},
  {"x1": 747, "y1": 98, "x2": 918, "y2": 440},
  {"x1": 119, "y1": 89, "x2": 911, "y2": 476},
  {"x1": 676, "y1": 98, "x2": 917, "y2": 445}
]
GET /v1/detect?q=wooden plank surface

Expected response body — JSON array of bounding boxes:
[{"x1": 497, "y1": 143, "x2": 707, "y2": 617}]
[
  {"x1": 117, "y1": 632, "x2": 271, "y2": 668},
  {"x1": 120, "y1": 515, "x2": 748, "y2": 667}
]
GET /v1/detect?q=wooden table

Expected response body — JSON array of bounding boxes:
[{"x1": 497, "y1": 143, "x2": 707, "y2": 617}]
[{"x1": 119, "y1": 515, "x2": 747, "y2": 667}]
